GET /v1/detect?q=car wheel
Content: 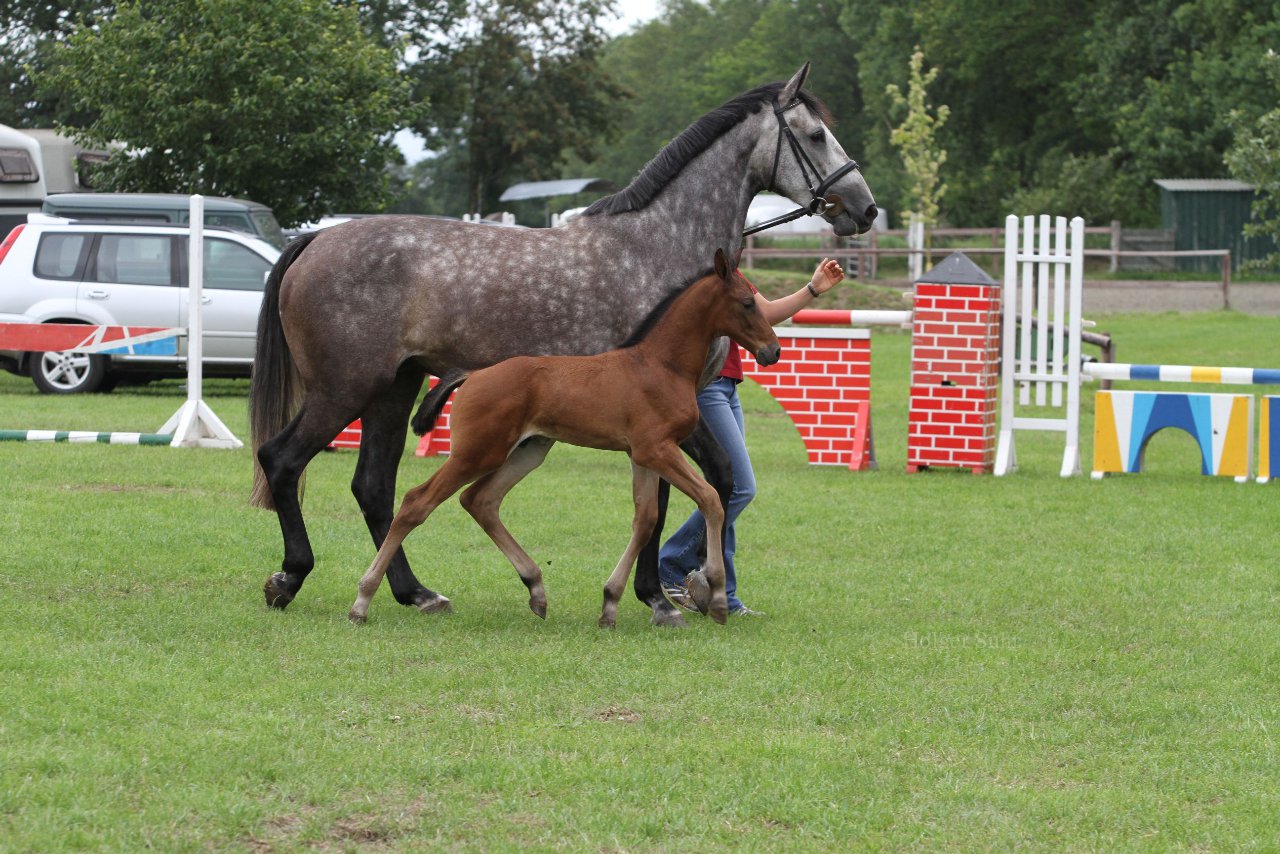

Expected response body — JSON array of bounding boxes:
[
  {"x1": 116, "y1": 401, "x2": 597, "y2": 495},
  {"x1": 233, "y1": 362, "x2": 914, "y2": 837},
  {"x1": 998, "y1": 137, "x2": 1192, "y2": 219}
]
[{"x1": 30, "y1": 349, "x2": 112, "y2": 394}]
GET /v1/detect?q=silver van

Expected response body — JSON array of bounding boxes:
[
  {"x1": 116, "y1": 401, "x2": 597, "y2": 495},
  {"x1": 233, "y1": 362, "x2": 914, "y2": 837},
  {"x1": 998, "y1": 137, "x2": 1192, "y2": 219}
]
[{"x1": 42, "y1": 193, "x2": 286, "y2": 249}]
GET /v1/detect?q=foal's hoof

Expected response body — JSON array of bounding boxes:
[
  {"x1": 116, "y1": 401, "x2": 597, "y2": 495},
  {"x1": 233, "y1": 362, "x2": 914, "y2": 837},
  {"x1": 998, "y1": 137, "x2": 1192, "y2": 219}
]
[
  {"x1": 263, "y1": 572, "x2": 295, "y2": 609},
  {"x1": 683, "y1": 570, "x2": 711, "y2": 615},
  {"x1": 529, "y1": 599, "x2": 548, "y2": 620},
  {"x1": 414, "y1": 594, "x2": 452, "y2": 615}
]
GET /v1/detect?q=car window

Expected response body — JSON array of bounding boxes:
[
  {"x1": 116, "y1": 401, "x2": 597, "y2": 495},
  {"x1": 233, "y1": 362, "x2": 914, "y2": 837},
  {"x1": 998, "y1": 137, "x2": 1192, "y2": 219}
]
[
  {"x1": 94, "y1": 234, "x2": 174, "y2": 286},
  {"x1": 203, "y1": 237, "x2": 272, "y2": 292},
  {"x1": 251, "y1": 211, "x2": 286, "y2": 249},
  {"x1": 34, "y1": 233, "x2": 89, "y2": 280}
]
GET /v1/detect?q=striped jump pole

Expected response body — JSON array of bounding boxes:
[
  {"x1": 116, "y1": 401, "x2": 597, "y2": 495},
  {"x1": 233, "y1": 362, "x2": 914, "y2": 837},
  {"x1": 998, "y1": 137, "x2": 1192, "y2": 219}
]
[
  {"x1": 0, "y1": 429, "x2": 173, "y2": 446},
  {"x1": 1083, "y1": 362, "x2": 1280, "y2": 386},
  {"x1": 789, "y1": 309, "x2": 913, "y2": 326}
]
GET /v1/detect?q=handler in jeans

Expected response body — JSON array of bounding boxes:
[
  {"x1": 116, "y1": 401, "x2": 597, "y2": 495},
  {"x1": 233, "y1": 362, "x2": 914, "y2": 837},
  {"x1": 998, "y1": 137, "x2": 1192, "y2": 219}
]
[{"x1": 660, "y1": 257, "x2": 846, "y2": 616}]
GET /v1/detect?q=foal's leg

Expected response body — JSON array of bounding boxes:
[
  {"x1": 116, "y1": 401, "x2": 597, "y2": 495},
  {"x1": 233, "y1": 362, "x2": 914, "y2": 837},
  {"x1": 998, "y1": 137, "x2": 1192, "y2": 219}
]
[
  {"x1": 350, "y1": 366, "x2": 452, "y2": 614},
  {"x1": 633, "y1": 417, "x2": 731, "y2": 617},
  {"x1": 259, "y1": 395, "x2": 368, "y2": 609},
  {"x1": 348, "y1": 457, "x2": 479, "y2": 624},
  {"x1": 599, "y1": 463, "x2": 662, "y2": 629},
  {"x1": 458, "y1": 437, "x2": 555, "y2": 618},
  {"x1": 635, "y1": 444, "x2": 729, "y2": 625}
]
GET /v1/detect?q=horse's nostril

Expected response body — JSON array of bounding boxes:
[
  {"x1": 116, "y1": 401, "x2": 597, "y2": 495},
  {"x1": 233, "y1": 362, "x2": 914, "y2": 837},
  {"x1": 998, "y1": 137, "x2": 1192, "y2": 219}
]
[{"x1": 865, "y1": 204, "x2": 878, "y2": 224}]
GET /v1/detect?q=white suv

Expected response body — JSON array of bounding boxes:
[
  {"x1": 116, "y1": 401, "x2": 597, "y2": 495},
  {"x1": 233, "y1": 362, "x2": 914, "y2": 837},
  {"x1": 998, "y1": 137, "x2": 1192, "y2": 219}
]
[{"x1": 0, "y1": 214, "x2": 280, "y2": 393}]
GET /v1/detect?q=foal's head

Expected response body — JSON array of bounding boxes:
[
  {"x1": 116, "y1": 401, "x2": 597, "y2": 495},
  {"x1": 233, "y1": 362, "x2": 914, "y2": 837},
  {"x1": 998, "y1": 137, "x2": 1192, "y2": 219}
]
[{"x1": 710, "y1": 248, "x2": 781, "y2": 367}]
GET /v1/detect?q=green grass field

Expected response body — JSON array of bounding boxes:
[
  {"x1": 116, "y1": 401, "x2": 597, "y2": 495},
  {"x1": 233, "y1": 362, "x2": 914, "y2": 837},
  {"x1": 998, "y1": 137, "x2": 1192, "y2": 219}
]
[{"x1": 1, "y1": 308, "x2": 1276, "y2": 851}]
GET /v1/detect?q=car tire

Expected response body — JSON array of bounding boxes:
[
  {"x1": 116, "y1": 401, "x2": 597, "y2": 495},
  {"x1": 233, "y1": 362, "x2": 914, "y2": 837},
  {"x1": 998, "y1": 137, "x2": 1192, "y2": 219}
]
[{"x1": 30, "y1": 349, "x2": 112, "y2": 394}]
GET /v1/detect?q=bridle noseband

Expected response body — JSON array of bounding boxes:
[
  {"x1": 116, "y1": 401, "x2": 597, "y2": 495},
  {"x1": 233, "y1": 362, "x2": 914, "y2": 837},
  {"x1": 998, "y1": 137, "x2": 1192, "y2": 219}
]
[{"x1": 744, "y1": 98, "x2": 862, "y2": 237}]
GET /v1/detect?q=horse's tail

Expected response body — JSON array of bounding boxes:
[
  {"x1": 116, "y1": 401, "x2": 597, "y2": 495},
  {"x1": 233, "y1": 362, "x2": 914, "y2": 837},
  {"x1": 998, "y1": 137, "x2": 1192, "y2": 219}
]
[
  {"x1": 249, "y1": 232, "x2": 319, "y2": 510},
  {"x1": 411, "y1": 371, "x2": 468, "y2": 436}
]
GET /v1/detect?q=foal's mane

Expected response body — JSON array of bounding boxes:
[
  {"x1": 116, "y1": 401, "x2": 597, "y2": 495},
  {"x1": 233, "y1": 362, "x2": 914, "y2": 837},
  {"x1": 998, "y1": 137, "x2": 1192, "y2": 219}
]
[
  {"x1": 583, "y1": 82, "x2": 834, "y2": 217},
  {"x1": 618, "y1": 267, "x2": 715, "y2": 349}
]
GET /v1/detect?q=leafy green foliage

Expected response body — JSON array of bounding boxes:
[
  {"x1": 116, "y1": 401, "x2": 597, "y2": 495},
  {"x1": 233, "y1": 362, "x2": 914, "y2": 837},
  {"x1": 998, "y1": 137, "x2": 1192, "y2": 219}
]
[
  {"x1": 886, "y1": 48, "x2": 948, "y2": 228},
  {"x1": 35, "y1": 0, "x2": 418, "y2": 226},
  {"x1": 400, "y1": 0, "x2": 627, "y2": 216},
  {"x1": 1225, "y1": 50, "x2": 1280, "y2": 270}
]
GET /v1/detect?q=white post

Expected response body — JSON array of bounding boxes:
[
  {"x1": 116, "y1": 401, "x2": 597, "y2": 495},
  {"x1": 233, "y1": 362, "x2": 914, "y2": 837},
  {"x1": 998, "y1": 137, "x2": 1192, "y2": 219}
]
[
  {"x1": 908, "y1": 213, "x2": 924, "y2": 282},
  {"x1": 159, "y1": 194, "x2": 243, "y2": 449}
]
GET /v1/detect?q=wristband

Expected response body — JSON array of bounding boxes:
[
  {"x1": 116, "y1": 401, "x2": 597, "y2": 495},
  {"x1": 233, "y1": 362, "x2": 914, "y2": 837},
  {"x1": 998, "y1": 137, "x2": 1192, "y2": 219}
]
[{"x1": 806, "y1": 281, "x2": 820, "y2": 298}]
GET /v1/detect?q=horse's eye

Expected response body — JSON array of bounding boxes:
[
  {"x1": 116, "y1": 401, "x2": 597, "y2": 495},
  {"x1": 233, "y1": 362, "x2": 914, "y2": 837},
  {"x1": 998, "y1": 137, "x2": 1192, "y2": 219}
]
[
  {"x1": 743, "y1": 298, "x2": 755, "y2": 309},
  {"x1": 809, "y1": 129, "x2": 825, "y2": 143}
]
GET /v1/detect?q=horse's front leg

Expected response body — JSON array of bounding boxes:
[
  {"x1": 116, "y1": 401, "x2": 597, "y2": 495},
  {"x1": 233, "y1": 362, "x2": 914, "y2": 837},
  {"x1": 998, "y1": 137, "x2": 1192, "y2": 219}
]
[
  {"x1": 600, "y1": 464, "x2": 662, "y2": 628},
  {"x1": 636, "y1": 446, "x2": 728, "y2": 625},
  {"x1": 351, "y1": 369, "x2": 452, "y2": 615},
  {"x1": 633, "y1": 417, "x2": 730, "y2": 619}
]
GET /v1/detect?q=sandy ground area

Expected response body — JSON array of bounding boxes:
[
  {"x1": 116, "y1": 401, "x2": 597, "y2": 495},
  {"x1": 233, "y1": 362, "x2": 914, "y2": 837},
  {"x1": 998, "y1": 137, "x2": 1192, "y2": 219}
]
[{"x1": 1080, "y1": 280, "x2": 1280, "y2": 315}]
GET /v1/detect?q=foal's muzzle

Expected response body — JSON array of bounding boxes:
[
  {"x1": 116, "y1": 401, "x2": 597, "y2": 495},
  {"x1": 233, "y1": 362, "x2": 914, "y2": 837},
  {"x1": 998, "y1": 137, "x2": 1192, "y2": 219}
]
[{"x1": 755, "y1": 343, "x2": 782, "y2": 367}]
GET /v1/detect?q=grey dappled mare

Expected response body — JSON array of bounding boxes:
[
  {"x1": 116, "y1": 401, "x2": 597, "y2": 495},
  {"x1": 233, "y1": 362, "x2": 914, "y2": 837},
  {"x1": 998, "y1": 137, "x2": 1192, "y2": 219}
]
[{"x1": 249, "y1": 62, "x2": 876, "y2": 625}]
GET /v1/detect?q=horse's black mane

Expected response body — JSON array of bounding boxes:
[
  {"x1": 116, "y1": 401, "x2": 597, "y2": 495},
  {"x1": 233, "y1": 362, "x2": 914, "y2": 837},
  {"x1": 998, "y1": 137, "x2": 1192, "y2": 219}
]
[
  {"x1": 618, "y1": 267, "x2": 716, "y2": 349},
  {"x1": 583, "y1": 82, "x2": 833, "y2": 217}
]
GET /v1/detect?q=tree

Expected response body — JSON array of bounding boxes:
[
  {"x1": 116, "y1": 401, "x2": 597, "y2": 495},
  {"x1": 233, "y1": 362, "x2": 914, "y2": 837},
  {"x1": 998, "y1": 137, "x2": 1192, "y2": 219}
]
[
  {"x1": 1225, "y1": 49, "x2": 1280, "y2": 270},
  {"x1": 36, "y1": 0, "x2": 420, "y2": 226},
  {"x1": 403, "y1": 0, "x2": 628, "y2": 216},
  {"x1": 0, "y1": 0, "x2": 110, "y2": 126},
  {"x1": 886, "y1": 47, "x2": 948, "y2": 229}
]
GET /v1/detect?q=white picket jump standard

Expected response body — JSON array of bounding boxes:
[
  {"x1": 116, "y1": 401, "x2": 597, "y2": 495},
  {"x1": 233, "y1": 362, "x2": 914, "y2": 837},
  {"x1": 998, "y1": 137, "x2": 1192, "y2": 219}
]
[
  {"x1": 158, "y1": 195, "x2": 242, "y2": 449},
  {"x1": 994, "y1": 214, "x2": 1085, "y2": 477}
]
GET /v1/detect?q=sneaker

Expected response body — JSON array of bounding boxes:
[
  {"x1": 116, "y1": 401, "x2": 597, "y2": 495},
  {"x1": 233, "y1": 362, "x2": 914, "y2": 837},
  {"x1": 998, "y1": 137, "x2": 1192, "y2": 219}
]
[
  {"x1": 729, "y1": 605, "x2": 765, "y2": 617},
  {"x1": 662, "y1": 582, "x2": 699, "y2": 613}
]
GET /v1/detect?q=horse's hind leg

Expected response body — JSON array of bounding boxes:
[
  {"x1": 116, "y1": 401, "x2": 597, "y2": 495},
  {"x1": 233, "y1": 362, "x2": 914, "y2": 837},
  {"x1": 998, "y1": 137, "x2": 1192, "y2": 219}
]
[
  {"x1": 459, "y1": 437, "x2": 555, "y2": 618},
  {"x1": 351, "y1": 366, "x2": 451, "y2": 614},
  {"x1": 600, "y1": 464, "x2": 661, "y2": 629},
  {"x1": 349, "y1": 457, "x2": 476, "y2": 624},
  {"x1": 259, "y1": 399, "x2": 365, "y2": 609}
]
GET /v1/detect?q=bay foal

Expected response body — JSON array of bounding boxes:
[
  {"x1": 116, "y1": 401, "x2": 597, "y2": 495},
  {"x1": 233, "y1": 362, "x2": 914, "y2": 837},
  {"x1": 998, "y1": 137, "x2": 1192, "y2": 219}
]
[{"x1": 348, "y1": 249, "x2": 781, "y2": 627}]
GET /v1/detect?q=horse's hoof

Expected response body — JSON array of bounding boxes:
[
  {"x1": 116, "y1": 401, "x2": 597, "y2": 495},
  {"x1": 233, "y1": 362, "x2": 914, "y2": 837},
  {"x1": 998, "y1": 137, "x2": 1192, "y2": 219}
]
[
  {"x1": 263, "y1": 572, "x2": 295, "y2": 609},
  {"x1": 347, "y1": 608, "x2": 367, "y2": 625},
  {"x1": 683, "y1": 570, "x2": 711, "y2": 615},
  {"x1": 415, "y1": 594, "x2": 452, "y2": 615},
  {"x1": 598, "y1": 616, "x2": 616, "y2": 629},
  {"x1": 710, "y1": 606, "x2": 727, "y2": 625},
  {"x1": 651, "y1": 610, "x2": 689, "y2": 628},
  {"x1": 530, "y1": 599, "x2": 547, "y2": 619}
]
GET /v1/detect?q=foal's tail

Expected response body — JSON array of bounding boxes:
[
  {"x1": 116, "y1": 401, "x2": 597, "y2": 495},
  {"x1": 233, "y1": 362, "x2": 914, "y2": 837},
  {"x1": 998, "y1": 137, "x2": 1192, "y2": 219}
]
[
  {"x1": 411, "y1": 371, "x2": 468, "y2": 436},
  {"x1": 249, "y1": 232, "x2": 319, "y2": 510}
]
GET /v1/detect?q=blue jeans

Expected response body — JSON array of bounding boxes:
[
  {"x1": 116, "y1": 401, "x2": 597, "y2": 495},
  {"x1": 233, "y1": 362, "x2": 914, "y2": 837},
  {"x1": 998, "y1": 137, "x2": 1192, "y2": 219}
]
[{"x1": 659, "y1": 377, "x2": 756, "y2": 610}]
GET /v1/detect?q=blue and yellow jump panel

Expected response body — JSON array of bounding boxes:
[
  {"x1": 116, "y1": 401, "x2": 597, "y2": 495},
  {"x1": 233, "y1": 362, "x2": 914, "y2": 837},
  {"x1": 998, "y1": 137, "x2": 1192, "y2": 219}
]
[
  {"x1": 1261, "y1": 396, "x2": 1278, "y2": 484},
  {"x1": 1092, "y1": 390, "x2": 1254, "y2": 482}
]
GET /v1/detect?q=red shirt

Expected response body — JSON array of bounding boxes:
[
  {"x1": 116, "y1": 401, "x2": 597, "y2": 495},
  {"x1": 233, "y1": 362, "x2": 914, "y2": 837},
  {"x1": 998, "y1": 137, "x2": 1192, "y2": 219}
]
[{"x1": 718, "y1": 276, "x2": 758, "y2": 381}]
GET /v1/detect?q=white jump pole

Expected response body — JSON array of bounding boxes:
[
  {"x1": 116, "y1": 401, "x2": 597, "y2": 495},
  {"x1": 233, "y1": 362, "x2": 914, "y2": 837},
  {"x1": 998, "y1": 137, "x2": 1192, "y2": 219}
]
[{"x1": 159, "y1": 194, "x2": 242, "y2": 449}]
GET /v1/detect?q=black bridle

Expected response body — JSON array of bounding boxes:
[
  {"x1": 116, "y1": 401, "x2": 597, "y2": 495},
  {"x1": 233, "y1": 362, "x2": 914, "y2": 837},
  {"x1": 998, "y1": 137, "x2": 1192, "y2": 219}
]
[{"x1": 744, "y1": 98, "x2": 862, "y2": 236}]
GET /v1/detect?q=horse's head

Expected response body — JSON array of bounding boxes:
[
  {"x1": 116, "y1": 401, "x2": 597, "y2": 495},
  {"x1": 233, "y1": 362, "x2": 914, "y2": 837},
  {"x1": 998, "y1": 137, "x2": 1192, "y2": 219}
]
[
  {"x1": 712, "y1": 248, "x2": 781, "y2": 367},
  {"x1": 762, "y1": 62, "x2": 878, "y2": 237}
]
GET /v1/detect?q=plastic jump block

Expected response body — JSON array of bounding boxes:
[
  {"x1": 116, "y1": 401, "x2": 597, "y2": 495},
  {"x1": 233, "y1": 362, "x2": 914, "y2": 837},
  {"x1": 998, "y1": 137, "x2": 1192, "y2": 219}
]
[{"x1": 1092, "y1": 390, "x2": 1254, "y2": 482}]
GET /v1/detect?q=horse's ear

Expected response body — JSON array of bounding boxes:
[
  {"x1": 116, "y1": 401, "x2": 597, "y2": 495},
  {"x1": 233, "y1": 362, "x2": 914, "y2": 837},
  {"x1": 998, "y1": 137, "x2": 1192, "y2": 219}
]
[
  {"x1": 780, "y1": 62, "x2": 811, "y2": 104},
  {"x1": 732, "y1": 247, "x2": 743, "y2": 270},
  {"x1": 714, "y1": 248, "x2": 729, "y2": 279}
]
